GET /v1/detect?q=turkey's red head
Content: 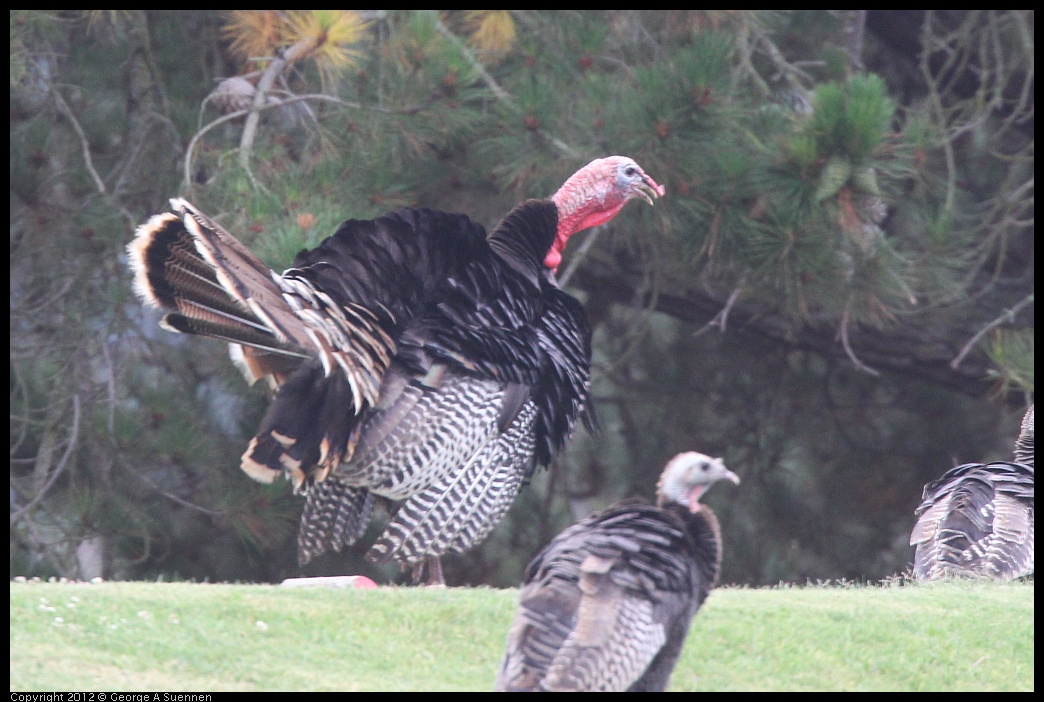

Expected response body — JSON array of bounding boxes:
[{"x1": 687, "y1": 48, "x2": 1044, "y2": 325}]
[
  {"x1": 657, "y1": 451, "x2": 740, "y2": 513},
  {"x1": 547, "y1": 156, "x2": 665, "y2": 270}
]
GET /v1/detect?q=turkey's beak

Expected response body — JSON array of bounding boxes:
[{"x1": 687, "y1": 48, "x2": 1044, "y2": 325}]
[{"x1": 635, "y1": 173, "x2": 666, "y2": 206}]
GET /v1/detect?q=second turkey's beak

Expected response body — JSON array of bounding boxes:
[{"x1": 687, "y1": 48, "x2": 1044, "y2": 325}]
[{"x1": 635, "y1": 173, "x2": 666, "y2": 206}]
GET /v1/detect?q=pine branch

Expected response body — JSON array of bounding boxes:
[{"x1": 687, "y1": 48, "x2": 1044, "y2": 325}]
[
  {"x1": 572, "y1": 256, "x2": 1023, "y2": 398},
  {"x1": 432, "y1": 12, "x2": 582, "y2": 159}
]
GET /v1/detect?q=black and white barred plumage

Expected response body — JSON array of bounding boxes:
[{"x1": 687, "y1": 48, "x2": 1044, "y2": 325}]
[
  {"x1": 910, "y1": 405, "x2": 1034, "y2": 580},
  {"x1": 496, "y1": 452, "x2": 739, "y2": 692},
  {"x1": 126, "y1": 158, "x2": 664, "y2": 580}
]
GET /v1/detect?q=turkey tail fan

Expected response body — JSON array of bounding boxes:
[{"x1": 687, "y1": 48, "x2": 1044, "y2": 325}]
[{"x1": 128, "y1": 197, "x2": 323, "y2": 404}]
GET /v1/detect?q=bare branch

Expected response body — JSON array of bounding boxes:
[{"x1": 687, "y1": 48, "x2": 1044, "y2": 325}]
[
  {"x1": 950, "y1": 293, "x2": 1034, "y2": 369},
  {"x1": 48, "y1": 84, "x2": 106, "y2": 195},
  {"x1": 433, "y1": 14, "x2": 515, "y2": 106},
  {"x1": 693, "y1": 279, "x2": 746, "y2": 338},
  {"x1": 185, "y1": 93, "x2": 441, "y2": 190},
  {"x1": 10, "y1": 276, "x2": 76, "y2": 318},
  {"x1": 919, "y1": 12, "x2": 959, "y2": 215},
  {"x1": 734, "y1": 17, "x2": 772, "y2": 97},
  {"x1": 46, "y1": 79, "x2": 137, "y2": 229},
  {"x1": 10, "y1": 395, "x2": 81, "y2": 527},
  {"x1": 757, "y1": 28, "x2": 815, "y2": 94},
  {"x1": 843, "y1": 10, "x2": 867, "y2": 72},
  {"x1": 133, "y1": 471, "x2": 228, "y2": 517},
  {"x1": 557, "y1": 228, "x2": 601, "y2": 288},
  {"x1": 100, "y1": 333, "x2": 117, "y2": 435},
  {"x1": 238, "y1": 39, "x2": 315, "y2": 175},
  {"x1": 839, "y1": 308, "x2": 880, "y2": 376}
]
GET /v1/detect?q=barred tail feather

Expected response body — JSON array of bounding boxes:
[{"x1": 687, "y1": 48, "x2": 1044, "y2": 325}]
[
  {"x1": 127, "y1": 202, "x2": 305, "y2": 368},
  {"x1": 173, "y1": 198, "x2": 307, "y2": 346},
  {"x1": 298, "y1": 480, "x2": 374, "y2": 566}
]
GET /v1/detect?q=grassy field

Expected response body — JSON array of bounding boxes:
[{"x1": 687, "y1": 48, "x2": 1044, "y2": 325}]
[{"x1": 10, "y1": 578, "x2": 1033, "y2": 691}]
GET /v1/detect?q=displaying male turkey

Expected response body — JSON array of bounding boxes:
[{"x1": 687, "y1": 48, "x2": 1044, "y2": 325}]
[
  {"x1": 910, "y1": 405, "x2": 1034, "y2": 580},
  {"x1": 495, "y1": 451, "x2": 740, "y2": 692},
  {"x1": 127, "y1": 156, "x2": 665, "y2": 583}
]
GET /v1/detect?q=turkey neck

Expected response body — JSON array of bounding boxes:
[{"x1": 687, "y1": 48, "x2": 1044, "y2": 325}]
[
  {"x1": 665, "y1": 502, "x2": 725, "y2": 594},
  {"x1": 486, "y1": 199, "x2": 559, "y2": 286}
]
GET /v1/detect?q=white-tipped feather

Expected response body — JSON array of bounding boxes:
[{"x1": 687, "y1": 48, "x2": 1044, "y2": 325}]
[{"x1": 127, "y1": 212, "x2": 181, "y2": 308}]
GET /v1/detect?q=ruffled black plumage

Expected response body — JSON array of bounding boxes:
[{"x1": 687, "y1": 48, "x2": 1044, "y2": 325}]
[{"x1": 128, "y1": 199, "x2": 590, "y2": 570}]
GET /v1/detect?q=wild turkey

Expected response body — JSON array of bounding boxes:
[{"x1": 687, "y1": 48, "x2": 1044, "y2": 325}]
[
  {"x1": 495, "y1": 451, "x2": 740, "y2": 692},
  {"x1": 127, "y1": 156, "x2": 665, "y2": 583},
  {"x1": 910, "y1": 405, "x2": 1034, "y2": 580}
]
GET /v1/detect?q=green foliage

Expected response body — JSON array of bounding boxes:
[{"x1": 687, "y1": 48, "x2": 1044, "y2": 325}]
[
  {"x1": 985, "y1": 329, "x2": 1034, "y2": 397},
  {"x1": 10, "y1": 580, "x2": 1034, "y2": 691},
  {"x1": 805, "y1": 73, "x2": 894, "y2": 161}
]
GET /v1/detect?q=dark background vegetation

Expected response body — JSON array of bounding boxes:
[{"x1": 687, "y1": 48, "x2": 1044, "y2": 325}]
[{"x1": 10, "y1": 11, "x2": 1033, "y2": 587}]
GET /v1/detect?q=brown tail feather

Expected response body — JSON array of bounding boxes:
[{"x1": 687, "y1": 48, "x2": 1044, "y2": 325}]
[
  {"x1": 128, "y1": 200, "x2": 309, "y2": 373},
  {"x1": 174, "y1": 199, "x2": 310, "y2": 347}
]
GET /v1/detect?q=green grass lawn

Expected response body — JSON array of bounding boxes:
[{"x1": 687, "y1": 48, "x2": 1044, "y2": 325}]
[{"x1": 10, "y1": 578, "x2": 1033, "y2": 691}]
